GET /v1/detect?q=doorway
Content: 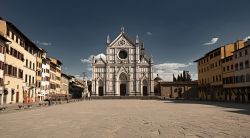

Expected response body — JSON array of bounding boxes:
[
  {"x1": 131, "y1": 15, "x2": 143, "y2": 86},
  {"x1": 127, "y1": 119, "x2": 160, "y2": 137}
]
[
  {"x1": 143, "y1": 86, "x2": 148, "y2": 96},
  {"x1": 16, "y1": 92, "x2": 19, "y2": 103},
  {"x1": 120, "y1": 84, "x2": 126, "y2": 96},
  {"x1": 99, "y1": 87, "x2": 104, "y2": 96}
]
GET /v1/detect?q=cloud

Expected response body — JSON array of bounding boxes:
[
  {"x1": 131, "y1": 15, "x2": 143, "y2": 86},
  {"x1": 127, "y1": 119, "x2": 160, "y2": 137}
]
[
  {"x1": 81, "y1": 55, "x2": 94, "y2": 64},
  {"x1": 153, "y1": 62, "x2": 195, "y2": 81},
  {"x1": 80, "y1": 53, "x2": 106, "y2": 64},
  {"x1": 34, "y1": 41, "x2": 52, "y2": 46},
  {"x1": 80, "y1": 53, "x2": 107, "y2": 80},
  {"x1": 191, "y1": 72, "x2": 198, "y2": 80},
  {"x1": 203, "y1": 38, "x2": 219, "y2": 45},
  {"x1": 146, "y1": 32, "x2": 152, "y2": 36},
  {"x1": 243, "y1": 36, "x2": 250, "y2": 42}
]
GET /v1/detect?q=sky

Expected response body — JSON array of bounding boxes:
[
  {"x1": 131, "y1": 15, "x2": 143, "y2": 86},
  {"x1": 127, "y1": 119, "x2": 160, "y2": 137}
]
[{"x1": 1, "y1": 0, "x2": 250, "y2": 81}]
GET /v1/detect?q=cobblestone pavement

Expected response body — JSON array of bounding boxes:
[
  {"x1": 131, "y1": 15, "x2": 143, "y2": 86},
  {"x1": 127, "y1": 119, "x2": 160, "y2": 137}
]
[{"x1": 0, "y1": 100, "x2": 250, "y2": 138}]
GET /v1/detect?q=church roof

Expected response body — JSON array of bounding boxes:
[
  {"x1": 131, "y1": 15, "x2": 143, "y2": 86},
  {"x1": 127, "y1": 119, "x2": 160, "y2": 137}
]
[{"x1": 107, "y1": 27, "x2": 137, "y2": 47}]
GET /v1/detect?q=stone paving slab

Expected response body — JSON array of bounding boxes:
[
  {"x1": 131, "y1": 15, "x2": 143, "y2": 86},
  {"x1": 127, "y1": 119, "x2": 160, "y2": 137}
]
[{"x1": 0, "y1": 100, "x2": 249, "y2": 138}]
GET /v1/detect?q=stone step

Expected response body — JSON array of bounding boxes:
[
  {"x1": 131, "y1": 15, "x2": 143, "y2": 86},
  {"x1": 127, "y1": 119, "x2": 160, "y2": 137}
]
[{"x1": 90, "y1": 96, "x2": 160, "y2": 100}]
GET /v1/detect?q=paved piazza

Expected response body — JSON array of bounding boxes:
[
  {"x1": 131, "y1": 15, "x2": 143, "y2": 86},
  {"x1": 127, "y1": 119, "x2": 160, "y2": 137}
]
[{"x1": 0, "y1": 100, "x2": 250, "y2": 138}]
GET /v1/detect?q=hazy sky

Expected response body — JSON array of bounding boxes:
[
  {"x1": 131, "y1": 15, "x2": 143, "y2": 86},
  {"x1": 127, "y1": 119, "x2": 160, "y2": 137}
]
[{"x1": 1, "y1": 0, "x2": 250, "y2": 81}]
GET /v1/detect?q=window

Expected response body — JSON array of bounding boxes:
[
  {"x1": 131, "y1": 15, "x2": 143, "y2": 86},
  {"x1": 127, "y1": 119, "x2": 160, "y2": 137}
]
[
  {"x1": 26, "y1": 59, "x2": 28, "y2": 67},
  {"x1": 245, "y1": 60, "x2": 249, "y2": 68},
  {"x1": 25, "y1": 74, "x2": 27, "y2": 82},
  {"x1": 11, "y1": 33, "x2": 14, "y2": 40},
  {"x1": 239, "y1": 52, "x2": 242, "y2": 57},
  {"x1": 227, "y1": 66, "x2": 229, "y2": 71},
  {"x1": 235, "y1": 54, "x2": 237, "y2": 59},
  {"x1": 240, "y1": 62, "x2": 243, "y2": 70},
  {"x1": 0, "y1": 78, "x2": 4, "y2": 86},
  {"x1": 245, "y1": 50, "x2": 248, "y2": 55},
  {"x1": 18, "y1": 69, "x2": 23, "y2": 79},
  {"x1": 246, "y1": 74, "x2": 250, "y2": 82},
  {"x1": 240, "y1": 75, "x2": 245, "y2": 82},
  {"x1": 235, "y1": 63, "x2": 238, "y2": 71},
  {"x1": 231, "y1": 65, "x2": 234, "y2": 70},
  {"x1": 7, "y1": 65, "x2": 12, "y2": 75},
  {"x1": 210, "y1": 54, "x2": 213, "y2": 59},
  {"x1": 29, "y1": 75, "x2": 31, "y2": 85},
  {"x1": 0, "y1": 46, "x2": 5, "y2": 54},
  {"x1": 0, "y1": 61, "x2": 4, "y2": 70},
  {"x1": 11, "y1": 89, "x2": 14, "y2": 101},
  {"x1": 32, "y1": 77, "x2": 34, "y2": 84}
]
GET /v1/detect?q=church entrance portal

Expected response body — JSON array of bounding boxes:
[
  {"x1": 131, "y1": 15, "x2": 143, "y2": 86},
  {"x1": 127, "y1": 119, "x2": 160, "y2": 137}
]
[
  {"x1": 99, "y1": 87, "x2": 104, "y2": 96},
  {"x1": 120, "y1": 84, "x2": 126, "y2": 96},
  {"x1": 143, "y1": 86, "x2": 148, "y2": 96}
]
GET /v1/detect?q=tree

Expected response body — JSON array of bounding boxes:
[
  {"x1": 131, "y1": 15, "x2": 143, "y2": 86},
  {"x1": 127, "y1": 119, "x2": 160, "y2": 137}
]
[{"x1": 173, "y1": 74, "x2": 176, "y2": 82}]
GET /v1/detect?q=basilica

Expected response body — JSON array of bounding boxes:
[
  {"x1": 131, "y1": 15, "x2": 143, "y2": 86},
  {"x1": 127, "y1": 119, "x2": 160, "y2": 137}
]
[{"x1": 91, "y1": 28, "x2": 154, "y2": 96}]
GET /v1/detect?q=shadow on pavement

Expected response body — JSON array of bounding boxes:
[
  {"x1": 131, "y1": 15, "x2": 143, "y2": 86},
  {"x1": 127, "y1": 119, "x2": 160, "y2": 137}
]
[{"x1": 163, "y1": 99, "x2": 250, "y2": 116}]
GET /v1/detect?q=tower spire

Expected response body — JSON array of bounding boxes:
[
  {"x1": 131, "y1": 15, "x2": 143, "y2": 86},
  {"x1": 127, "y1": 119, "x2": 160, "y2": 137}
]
[
  {"x1": 121, "y1": 26, "x2": 125, "y2": 33},
  {"x1": 141, "y1": 42, "x2": 145, "y2": 57},
  {"x1": 106, "y1": 35, "x2": 110, "y2": 44},
  {"x1": 136, "y1": 34, "x2": 139, "y2": 44}
]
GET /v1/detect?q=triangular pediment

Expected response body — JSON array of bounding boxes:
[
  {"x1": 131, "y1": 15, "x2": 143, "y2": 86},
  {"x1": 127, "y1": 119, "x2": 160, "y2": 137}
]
[
  {"x1": 117, "y1": 65, "x2": 128, "y2": 75},
  {"x1": 95, "y1": 58, "x2": 106, "y2": 64},
  {"x1": 108, "y1": 33, "x2": 136, "y2": 48},
  {"x1": 141, "y1": 56, "x2": 149, "y2": 64}
]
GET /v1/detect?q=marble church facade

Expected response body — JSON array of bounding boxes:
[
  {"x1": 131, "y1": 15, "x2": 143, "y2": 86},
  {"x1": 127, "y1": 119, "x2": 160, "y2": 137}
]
[{"x1": 91, "y1": 28, "x2": 154, "y2": 96}]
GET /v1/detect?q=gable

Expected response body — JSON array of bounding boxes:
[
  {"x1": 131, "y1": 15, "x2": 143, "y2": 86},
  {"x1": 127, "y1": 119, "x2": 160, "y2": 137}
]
[
  {"x1": 117, "y1": 65, "x2": 128, "y2": 75},
  {"x1": 141, "y1": 56, "x2": 149, "y2": 64},
  {"x1": 94, "y1": 58, "x2": 106, "y2": 65},
  {"x1": 108, "y1": 33, "x2": 136, "y2": 48}
]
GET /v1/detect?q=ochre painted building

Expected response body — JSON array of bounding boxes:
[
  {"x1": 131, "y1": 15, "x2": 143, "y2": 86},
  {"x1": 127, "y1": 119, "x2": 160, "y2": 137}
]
[
  {"x1": 49, "y1": 57, "x2": 62, "y2": 95},
  {"x1": 195, "y1": 39, "x2": 250, "y2": 102}
]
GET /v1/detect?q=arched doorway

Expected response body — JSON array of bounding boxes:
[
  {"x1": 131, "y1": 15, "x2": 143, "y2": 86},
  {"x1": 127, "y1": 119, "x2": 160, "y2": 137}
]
[
  {"x1": 142, "y1": 80, "x2": 148, "y2": 96},
  {"x1": 120, "y1": 84, "x2": 126, "y2": 96},
  {"x1": 98, "y1": 80, "x2": 104, "y2": 96},
  {"x1": 119, "y1": 73, "x2": 127, "y2": 96}
]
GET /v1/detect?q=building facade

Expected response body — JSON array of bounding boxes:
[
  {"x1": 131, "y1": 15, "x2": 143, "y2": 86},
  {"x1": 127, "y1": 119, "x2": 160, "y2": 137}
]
[
  {"x1": 40, "y1": 51, "x2": 50, "y2": 101},
  {"x1": 195, "y1": 39, "x2": 250, "y2": 102},
  {"x1": 35, "y1": 48, "x2": 43, "y2": 101},
  {"x1": 221, "y1": 40, "x2": 250, "y2": 102},
  {"x1": 0, "y1": 17, "x2": 65, "y2": 104},
  {"x1": 61, "y1": 73, "x2": 70, "y2": 95},
  {"x1": 91, "y1": 28, "x2": 154, "y2": 96},
  {"x1": 49, "y1": 57, "x2": 62, "y2": 94},
  {"x1": 22, "y1": 41, "x2": 38, "y2": 103},
  {"x1": 160, "y1": 81, "x2": 198, "y2": 99},
  {"x1": 0, "y1": 35, "x2": 8, "y2": 105},
  {"x1": 0, "y1": 19, "x2": 26, "y2": 104},
  {"x1": 195, "y1": 40, "x2": 244, "y2": 100},
  {"x1": 69, "y1": 76, "x2": 83, "y2": 99}
]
